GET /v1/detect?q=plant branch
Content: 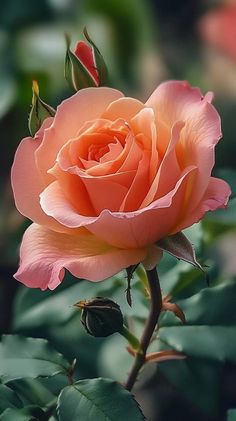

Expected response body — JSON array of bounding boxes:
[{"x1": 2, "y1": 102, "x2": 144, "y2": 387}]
[{"x1": 125, "y1": 267, "x2": 162, "y2": 391}]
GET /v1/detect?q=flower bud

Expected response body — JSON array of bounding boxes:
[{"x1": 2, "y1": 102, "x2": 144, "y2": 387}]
[
  {"x1": 74, "y1": 41, "x2": 99, "y2": 86},
  {"x1": 75, "y1": 297, "x2": 123, "y2": 337},
  {"x1": 64, "y1": 29, "x2": 108, "y2": 91},
  {"x1": 28, "y1": 80, "x2": 55, "y2": 136}
]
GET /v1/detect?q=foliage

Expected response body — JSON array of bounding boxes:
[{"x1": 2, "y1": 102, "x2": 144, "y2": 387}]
[{"x1": 1, "y1": 0, "x2": 236, "y2": 419}]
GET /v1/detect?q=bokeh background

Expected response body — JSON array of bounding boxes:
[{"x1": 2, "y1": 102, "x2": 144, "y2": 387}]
[{"x1": 1, "y1": 0, "x2": 236, "y2": 420}]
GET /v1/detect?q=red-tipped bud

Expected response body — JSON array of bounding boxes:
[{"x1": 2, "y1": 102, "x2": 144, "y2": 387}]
[
  {"x1": 64, "y1": 29, "x2": 108, "y2": 92},
  {"x1": 74, "y1": 41, "x2": 99, "y2": 85}
]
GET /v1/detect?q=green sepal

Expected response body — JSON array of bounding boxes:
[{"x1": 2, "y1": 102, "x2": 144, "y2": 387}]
[
  {"x1": 28, "y1": 81, "x2": 55, "y2": 137},
  {"x1": 157, "y1": 231, "x2": 205, "y2": 273},
  {"x1": 83, "y1": 27, "x2": 108, "y2": 86},
  {"x1": 64, "y1": 34, "x2": 97, "y2": 91}
]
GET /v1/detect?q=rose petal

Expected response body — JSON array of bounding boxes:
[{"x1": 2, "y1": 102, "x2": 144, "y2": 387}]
[
  {"x1": 101, "y1": 97, "x2": 144, "y2": 122},
  {"x1": 140, "y1": 121, "x2": 184, "y2": 208},
  {"x1": 11, "y1": 125, "x2": 67, "y2": 233},
  {"x1": 120, "y1": 150, "x2": 151, "y2": 211},
  {"x1": 41, "y1": 165, "x2": 197, "y2": 248},
  {"x1": 131, "y1": 107, "x2": 159, "y2": 183},
  {"x1": 35, "y1": 88, "x2": 124, "y2": 184},
  {"x1": 14, "y1": 223, "x2": 146, "y2": 290},
  {"x1": 146, "y1": 80, "x2": 205, "y2": 124},
  {"x1": 174, "y1": 176, "x2": 231, "y2": 232},
  {"x1": 146, "y1": 80, "x2": 222, "y2": 210},
  {"x1": 87, "y1": 166, "x2": 198, "y2": 248}
]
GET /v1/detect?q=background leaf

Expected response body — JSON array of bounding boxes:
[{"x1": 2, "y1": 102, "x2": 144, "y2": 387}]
[
  {"x1": 228, "y1": 409, "x2": 236, "y2": 421},
  {"x1": 0, "y1": 405, "x2": 47, "y2": 421},
  {"x1": 0, "y1": 335, "x2": 70, "y2": 383},
  {"x1": 0, "y1": 384, "x2": 22, "y2": 413},
  {"x1": 57, "y1": 378, "x2": 145, "y2": 421}
]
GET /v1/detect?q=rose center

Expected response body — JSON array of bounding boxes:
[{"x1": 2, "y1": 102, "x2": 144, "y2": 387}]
[{"x1": 88, "y1": 143, "x2": 110, "y2": 161}]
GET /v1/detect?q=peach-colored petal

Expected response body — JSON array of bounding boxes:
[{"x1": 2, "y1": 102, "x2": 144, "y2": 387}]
[
  {"x1": 40, "y1": 181, "x2": 96, "y2": 227},
  {"x1": 140, "y1": 121, "x2": 184, "y2": 208},
  {"x1": 146, "y1": 81, "x2": 204, "y2": 125},
  {"x1": 101, "y1": 97, "x2": 144, "y2": 122},
  {"x1": 14, "y1": 223, "x2": 147, "y2": 290},
  {"x1": 146, "y1": 81, "x2": 222, "y2": 209},
  {"x1": 35, "y1": 88, "x2": 124, "y2": 184},
  {"x1": 173, "y1": 176, "x2": 231, "y2": 233},
  {"x1": 45, "y1": 165, "x2": 197, "y2": 249},
  {"x1": 131, "y1": 107, "x2": 159, "y2": 183},
  {"x1": 179, "y1": 100, "x2": 222, "y2": 211},
  {"x1": 87, "y1": 166, "x2": 198, "y2": 248},
  {"x1": 48, "y1": 165, "x2": 95, "y2": 216},
  {"x1": 56, "y1": 128, "x2": 139, "y2": 178},
  {"x1": 120, "y1": 150, "x2": 151, "y2": 211},
  {"x1": 11, "y1": 132, "x2": 67, "y2": 233},
  {"x1": 80, "y1": 173, "x2": 129, "y2": 214}
]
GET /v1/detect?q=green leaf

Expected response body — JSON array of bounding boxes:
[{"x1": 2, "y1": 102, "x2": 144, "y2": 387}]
[
  {"x1": 0, "y1": 335, "x2": 70, "y2": 383},
  {"x1": 13, "y1": 281, "x2": 83, "y2": 331},
  {"x1": 160, "y1": 261, "x2": 203, "y2": 298},
  {"x1": 157, "y1": 231, "x2": 204, "y2": 272},
  {"x1": 0, "y1": 385, "x2": 22, "y2": 413},
  {"x1": 57, "y1": 378, "x2": 145, "y2": 421},
  {"x1": 10, "y1": 376, "x2": 66, "y2": 407},
  {"x1": 13, "y1": 272, "x2": 148, "y2": 332},
  {"x1": 0, "y1": 405, "x2": 47, "y2": 421},
  {"x1": 160, "y1": 325, "x2": 236, "y2": 363},
  {"x1": 28, "y1": 80, "x2": 55, "y2": 136},
  {"x1": 228, "y1": 409, "x2": 236, "y2": 421},
  {"x1": 159, "y1": 282, "x2": 236, "y2": 364},
  {"x1": 156, "y1": 281, "x2": 236, "y2": 415},
  {"x1": 158, "y1": 358, "x2": 220, "y2": 416},
  {"x1": 98, "y1": 335, "x2": 133, "y2": 382},
  {"x1": 64, "y1": 34, "x2": 97, "y2": 91},
  {"x1": 178, "y1": 281, "x2": 236, "y2": 325}
]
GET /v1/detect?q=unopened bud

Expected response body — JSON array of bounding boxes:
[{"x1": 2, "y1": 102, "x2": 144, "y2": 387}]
[
  {"x1": 64, "y1": 29, "x2": 108, "y2": 92},
  {"x1": 75, "y1": 297, "x2": 123, "y2": 337},
  {"x1": 28, "y1": 80, "x2": 55, "y2": 136}
]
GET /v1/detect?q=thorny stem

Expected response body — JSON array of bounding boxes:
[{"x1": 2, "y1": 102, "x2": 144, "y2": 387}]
[{"x1": 125, "y1": 267, "x2": 162, "y2": 391}]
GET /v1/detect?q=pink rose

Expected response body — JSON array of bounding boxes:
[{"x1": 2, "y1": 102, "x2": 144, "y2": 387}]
[
  {"x1": 11, "y1": 81, "x2": 231, "y2": 290},
  {"x1": 200, "y1": 5, "x2": 236, "y2": 61}
]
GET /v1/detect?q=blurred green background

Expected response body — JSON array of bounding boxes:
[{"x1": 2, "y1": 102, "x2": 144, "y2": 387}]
[{"x1": 1, "y1": 0, "x2": 236, "y2": 420}]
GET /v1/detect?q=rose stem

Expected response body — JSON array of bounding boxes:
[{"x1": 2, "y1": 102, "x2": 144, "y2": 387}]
[{"x1": 125, "y1": 267, "x2": 162, "y2": 391}]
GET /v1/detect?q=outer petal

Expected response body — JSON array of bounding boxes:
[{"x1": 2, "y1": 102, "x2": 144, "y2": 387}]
[
  {"x1": 173, "y1": 177, "x2": 231, "y2": 233},
  {"x1": 101, "y1": 97, "x2": 144, "y2": 122},
  {"x1": 14, "y1": 223, "x2": 147, "y2": 290},
  {"x1": 36, "y1": 87, "x2": 124, "y2": 183},
  {"x1": 40, "y1": 166, "x2": 197, "y2": 248},
  {"x1": 146, "y1": 80, "x2": 206, "y2": 125},
  {"x1": 11, "y1": 119, "x2": 67, "y2": 232},
  {"x1": 146, "y1": 80, "x2": 222, "y2": 211}
]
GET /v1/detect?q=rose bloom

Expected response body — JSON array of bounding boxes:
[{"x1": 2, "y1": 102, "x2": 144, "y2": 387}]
[
  {"x1": 200, "y1": 4, "x2": 236, "y2": 61},
  {"x1": 11, "y1": 81, "x2": 231, "y2": 290}
]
